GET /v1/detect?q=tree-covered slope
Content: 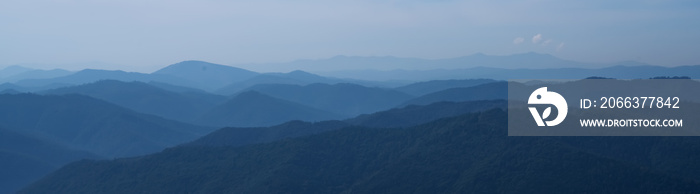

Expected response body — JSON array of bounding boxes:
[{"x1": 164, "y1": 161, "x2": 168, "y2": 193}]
[
  {"x1": 0, "y1": 93, "x2": 212, "y2": 157},
  {"x1": 44, "y1": 80, "x2": 227, "y2": 123},
  {"x1": 196, "y1": 91, "x2": 342, "y2": 127},
  {"x1": 185, "y1": 120, "x2": 349, "y2": 147},
  {"x1": 243, "y1": 83, "x2": 413, "y2": 116},
  {"x1": 21, "y1": 110, "x2": 700, "y2": 193},
  {"x1": 395, "y1": 78, "x2": 497, "y2": 96},
  {"x1": 400, "y1": 81, "x2": 507, "y2": 106},
  {"x1": 346, "y1": 100, "x2": 506, "y2": 128},
  {"x1": 0, "y1": 128, "x2": 98, "y2": 194}
]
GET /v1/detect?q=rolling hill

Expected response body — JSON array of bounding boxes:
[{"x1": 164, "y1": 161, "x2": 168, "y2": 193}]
[
  {"x1": 43, "y1": 80, "x2": 227, "y2": 123},
  {"x1": 185, "y1": 120, "x2": 349, "y2": 147},
  {"x1": 400, "y1": 81, "x2": 507, "y2": 106},
  {"x1": 196, "y1": 91, "x2": 342, "y2": 127},
  {"x1": 242, "y1": 83, "x2": 414, "y2": 116},
  {"x1": 346, "y1": 100, "x2": 506, "y2": 128},
  {"x1": 185, "y1": 99, "x2": 506, "y2": 149},
  {"x1": 321, "y1": 64, "x2": 700, "y2": 82},
  {"x1": 394, "y1": 78, "x2": 497, "y2": 96},
  {"x1": 0, "y1": 66, "x2": 74, "y2": 84},
  {"x1": 0, "y1": 93, "x2": 212, "y2": 158},
  {"x1": 245, "y1": 52, "x2": 627, "y2": 73},
  {"x1": 152, "y1": 60, "x2": 259, "y2": 91},
  {"x1": 13, "y1": 69, "x2": 194, "y2": 90},
  {"x1": 21, "y1": 109, "x2": 700, "y2": 193},
  {"x1": 214, "y1": 70, "x2": 345, "y2": 95},
  {"x1": 0, "y1": 128, "x2": 98, "y2": 194}
]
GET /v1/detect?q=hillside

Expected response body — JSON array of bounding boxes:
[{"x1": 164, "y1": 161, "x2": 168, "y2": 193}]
[
  {"x1": 0, "y1": 93, "x2": 212, "y2": 157},
  {"x1": 248, "y1": 52, "x2": 620, "y2": 73},
  {"x1": 196, "y1": 91, "x2": 342, "y2": 127},
  {"x1": 401, "y1": 81, "x2": 507, "y2": 106},
  {"x1": 185, "y1": 99, "x2": 504, "y2": 148},
  {"x1": 346, "y1": 100, "x2": 506, "y2": 128},
  {"x1": 322, "y1": 65, "x2": 700, "y2": 81},
  {"x1": 153, "y1": 60, "x2": 259, "y2": 91},
  {"x1": 21, "y1": 110, "x2": 700, "y2": 193},
  {"x1": 214, "y1": 70, "x2": 344, "y2": 95},
  {"x1": 44, "y1": 80, "x2": 227, "y2": 123},
  {"x1": 14, "y1": 69, "x2": 194, "y2": 90},
  {"x1": 395, "y1": 79, "x2": 497, "y2": 96},
  {"x1": 185, "y1": 120, "x2": 349, "y2": 147},
  {"x1": 243, "y1": 83, "x2": 413, "y2": 116},
  {"x1": 0, "y1": 128, "x2": 98, "y2": 194}
]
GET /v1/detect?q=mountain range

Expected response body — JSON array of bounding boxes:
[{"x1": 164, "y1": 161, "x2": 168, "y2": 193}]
[
  {"x1": 323, "y1": 64, "x2": 700, "y2": 81},
  {"x1": 43, "y1": 80, "x2": 227, "y2": 123},
  {"x1": 394, "y1": 78, "x2": 497, "y2": 96},
  {"x1": 215, "y1": 70, "x2": 347, "y2": 95},
  {"x1": 0, "y1": 66, "x2": 73, "y2": 83},
  {"x1": 241, "y1": 83, "x2": 414, "y2": 116},
  {"x1": 241, "y1": 52, "x2": 651, "y2": 72},
  {"x1": 2, "y1": 54, "x2": 697, "y2": 93},
  {"x1": 0, "y1": 93, "x2": 215, "y2": 193},
  {"x1": 196, "y1": 91, "x2": 342, "y2": 127},
  {"x1": 152, "y1": 60, "x2": 259, "y2": 91},
  {"x1": 401, "y1": 81, "x2": 507, "y2": 106},
  {"x1": 0, "y1": 128, "x2": 98, "y2": 194},
  {"x1": 0, "y1": 93, "x2": 213, "y2": 157},
  {"x1": 3, "y1": 53, "x2": 700, "y2": 193},
  {"x1": 22, "y1": 109, "x2": 700, "y2": 193},
  {"x1": 186, "y1": 99, "x2": 507, "y2": 148}
]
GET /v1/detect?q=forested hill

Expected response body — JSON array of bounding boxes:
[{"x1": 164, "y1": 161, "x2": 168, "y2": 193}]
[{"x1": 21, "y1": 109, "x2": 700, "y2": 193}]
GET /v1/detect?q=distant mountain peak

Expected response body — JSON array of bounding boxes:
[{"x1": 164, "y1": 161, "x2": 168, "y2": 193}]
[
  {"x1": 2, "y1": 65, "x2": 33, "y2": 71},
  {"x1": 288, "y1": 70, "x2": 313, "y2": 75},
  {"x1": 0, "y1": 65, "x2": 36, "y2": 79},
  {"x1": 152, "y1": 61, "x2": 259, "y2": 91},
  {"x1": 156, "y1": 60, "x2": 238, "y2": 72}
]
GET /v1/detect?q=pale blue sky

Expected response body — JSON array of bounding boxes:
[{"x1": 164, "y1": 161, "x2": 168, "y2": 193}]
[{"x1": 1, "y1": 0, "x2": 698, "y2": 72}]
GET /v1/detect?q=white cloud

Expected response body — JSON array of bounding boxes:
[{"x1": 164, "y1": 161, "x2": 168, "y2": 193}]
[
  {"x1": 513, "y1": 37, "x2": 524, "y2": 44},
  {"x1": 532, "y1": 34, "x2": 542, "y2": 44},
  {"x1": 542, "y1": 39, "x2": 552, "y2": 46},
  {"x1": 557, "y1": 42, "x2": 565, "y2": 51}
]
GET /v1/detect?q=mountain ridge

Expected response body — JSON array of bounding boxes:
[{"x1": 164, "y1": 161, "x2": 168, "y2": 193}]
[
  {"x1": 241, "y1": 83, "x2": 414, "y2": 116},
  {"x1": 196, "y1": 91, "x2": 342, "y2": 127},
  {"x1": 43, "y1": 80, "x2": 227, "y2": 123},
  {"x1": 21, "y1": 109, "x2": 700, "y2": 193},
  {"x1": 238, "y1": 52, "x2": 652, "y2": 72},
  {"x1": 0, "y1": 93, "x2": 213, "y2": 157},
  {"x1": 153, "y1": 60, "x2": 259, "y2": 91}
]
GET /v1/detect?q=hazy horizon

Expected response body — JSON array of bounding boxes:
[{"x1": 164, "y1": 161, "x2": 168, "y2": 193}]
[
  {"x1": 1, "y1": 0, "x2": 698, "y2": 72},
  {"x1": 0, "y1": 52, "x2": 645, "y2": 73}
]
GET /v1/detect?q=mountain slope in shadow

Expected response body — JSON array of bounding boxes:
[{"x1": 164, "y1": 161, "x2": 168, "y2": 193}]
[
  {"x1": 44, "y1": 80, "x2": 227, "y2": 123},
  {"x1": 395, "y1": 79, "x2": 497, "y2": 96},
  {"x1": 215, "y1": 70, "x2": 345, "y2": 95},
  {"x1": 243, "y1": 83, "x2": 413, "y2": 116},
  {"x1": 0, "y1": 93, "x2": 212, "y2": 158},
  {"x1": 196, "y1": 91, "x2": 342, "y2": 127},
  {"x1": 184, "y1": 100, "x2": 506, "y2": 148},
  {"x1": 401, "y1": 81, "x2": 507, "y2": 106},
  {"x1": 0, "y1": 128, "x2": 98, "y2": 194},
  {"x1": 21, "y1": 109, "x2": 700, "y2": 193}
]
